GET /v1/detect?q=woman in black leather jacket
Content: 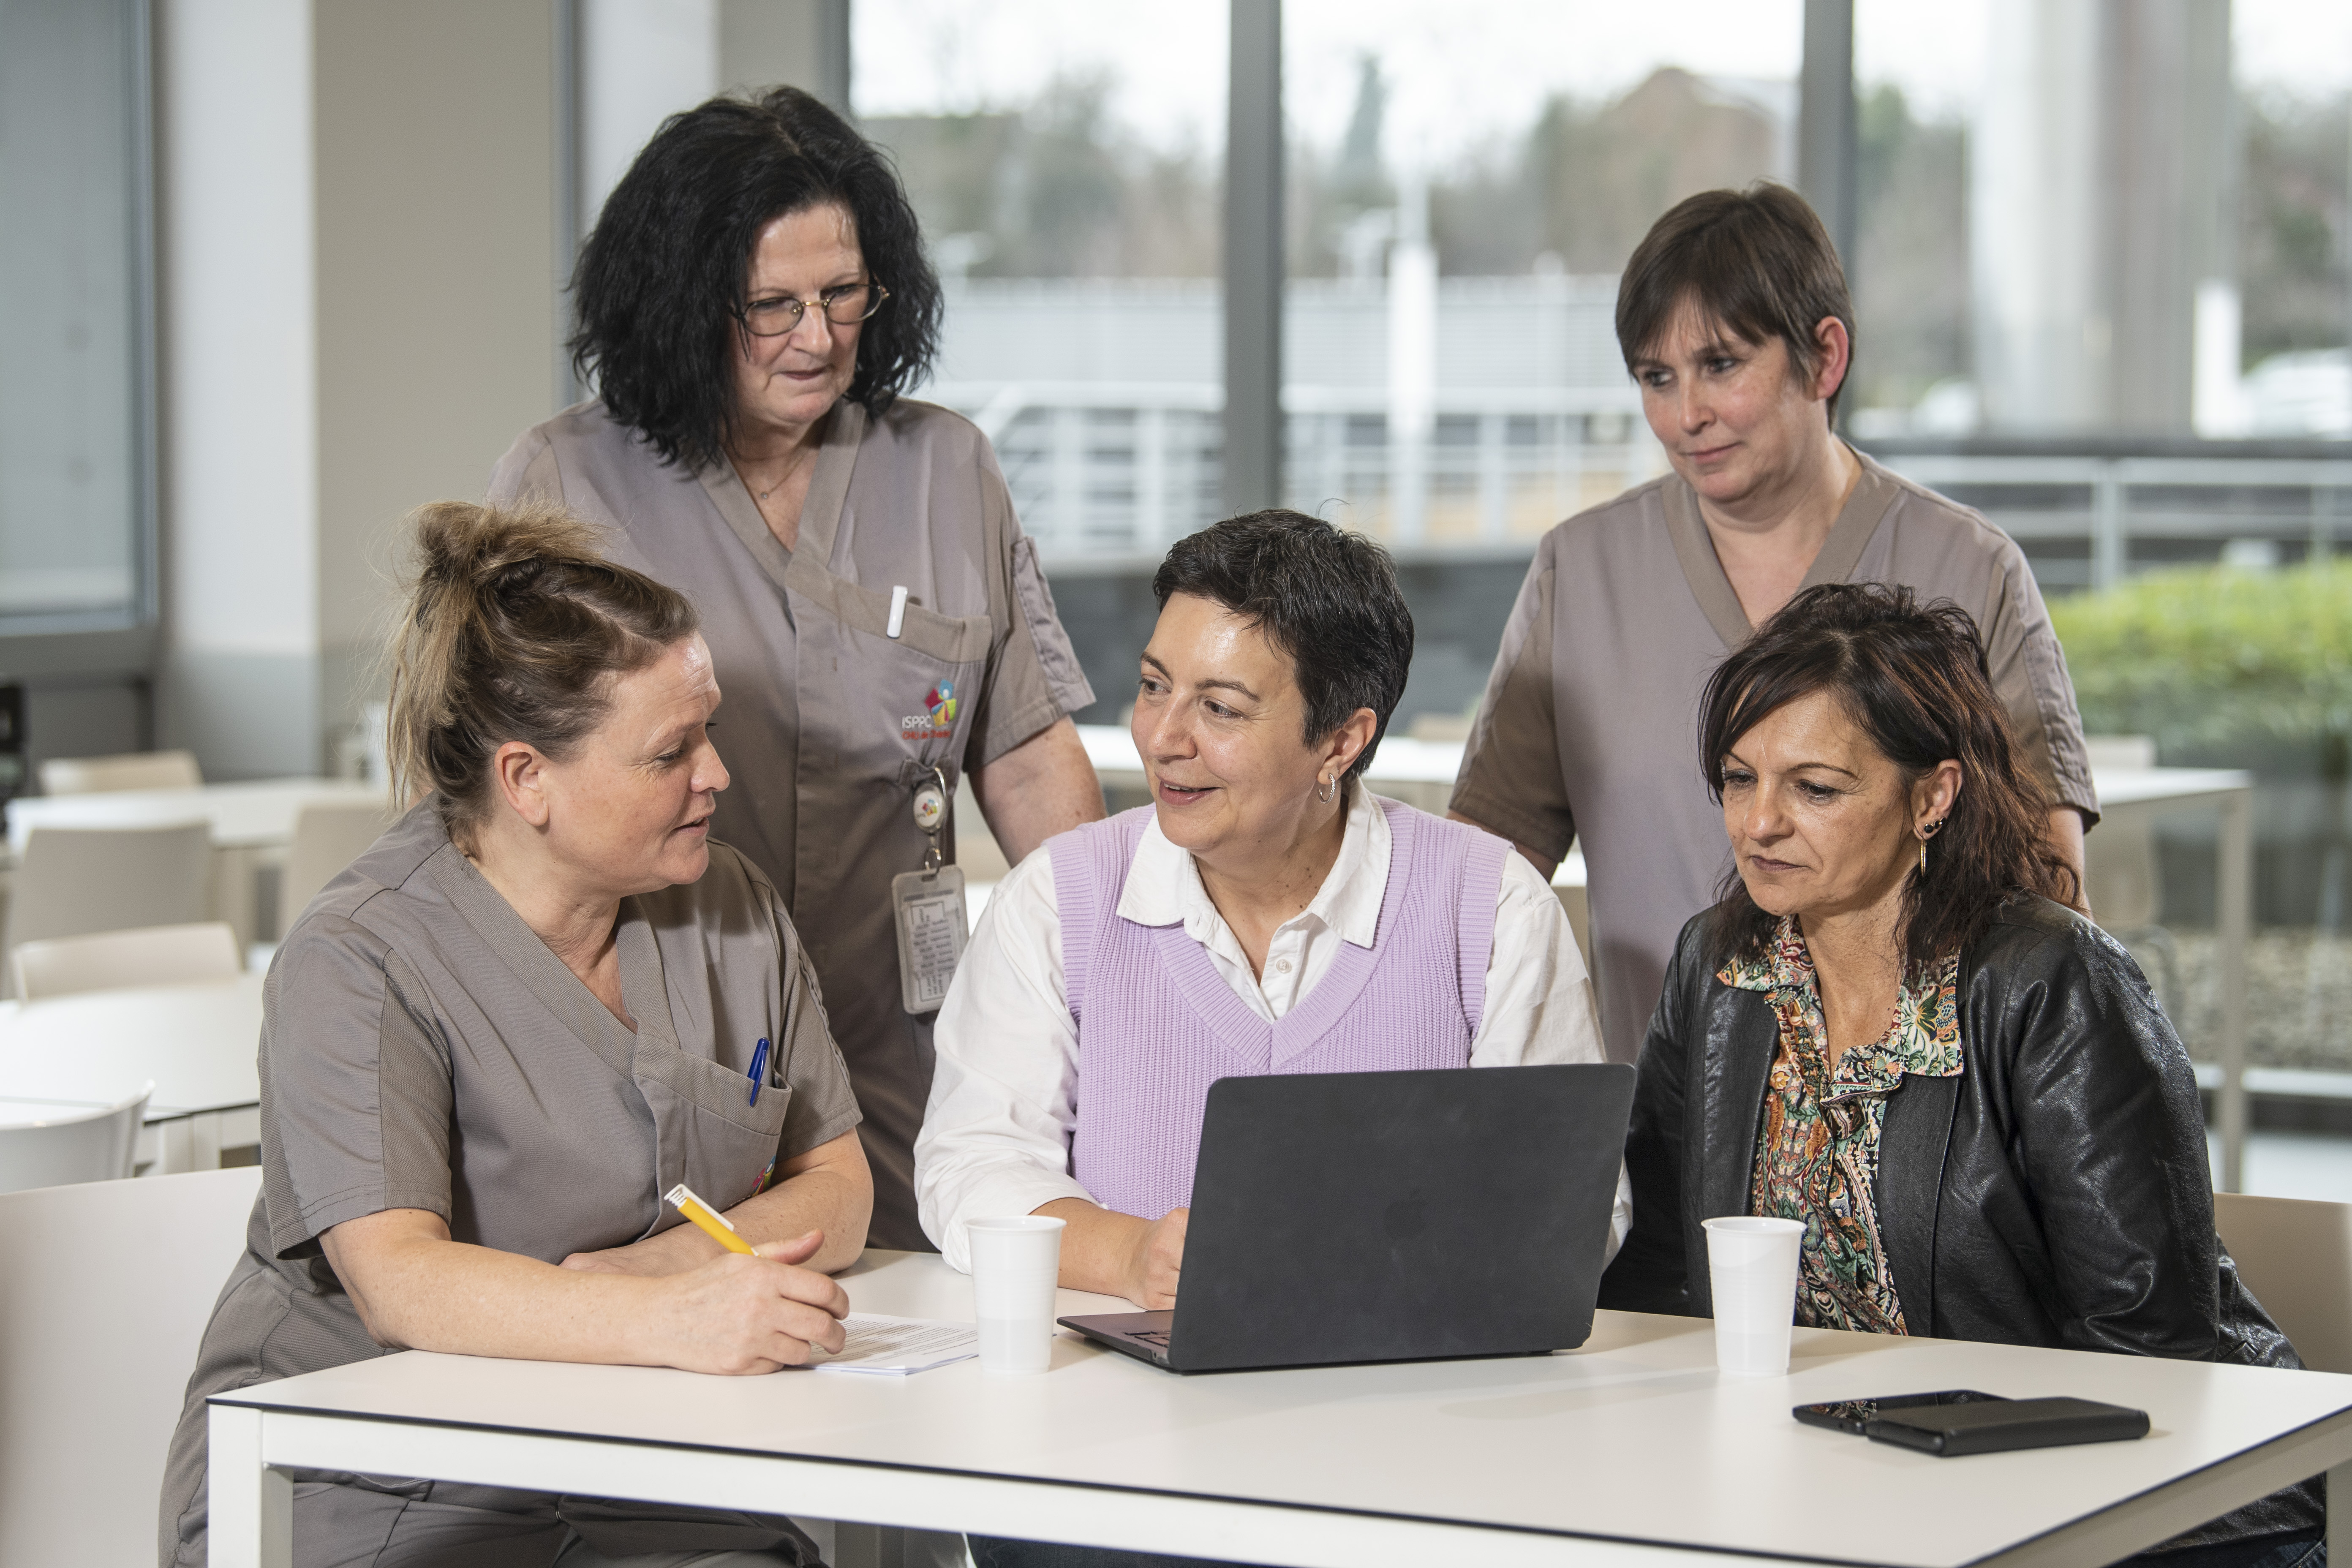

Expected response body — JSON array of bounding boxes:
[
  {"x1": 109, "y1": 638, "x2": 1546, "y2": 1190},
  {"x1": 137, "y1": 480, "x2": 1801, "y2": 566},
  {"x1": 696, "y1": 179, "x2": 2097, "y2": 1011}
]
[{"x1": 1599, "y1": 581, "x2": 2321, "y2": 1568}]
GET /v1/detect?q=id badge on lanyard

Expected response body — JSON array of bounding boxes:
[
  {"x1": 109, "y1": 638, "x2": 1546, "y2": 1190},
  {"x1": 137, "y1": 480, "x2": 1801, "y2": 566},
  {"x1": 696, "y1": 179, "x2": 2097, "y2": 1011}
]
[{"x1": 890, "y1": 764, "x2": 968, "y2": 1014}]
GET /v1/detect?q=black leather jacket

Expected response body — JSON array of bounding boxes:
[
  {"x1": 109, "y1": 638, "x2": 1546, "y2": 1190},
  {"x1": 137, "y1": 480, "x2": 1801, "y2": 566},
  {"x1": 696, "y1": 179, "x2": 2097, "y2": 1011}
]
[{"x1": 1599, "y1": 896, "x2": 2319, "y2": 1542}]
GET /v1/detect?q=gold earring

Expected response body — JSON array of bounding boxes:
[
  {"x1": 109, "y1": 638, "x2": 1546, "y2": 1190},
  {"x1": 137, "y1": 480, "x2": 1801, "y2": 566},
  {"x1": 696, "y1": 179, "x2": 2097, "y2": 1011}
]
[{"x1": 1917, "y1": 815, "x2": 1947, "y2": 876}]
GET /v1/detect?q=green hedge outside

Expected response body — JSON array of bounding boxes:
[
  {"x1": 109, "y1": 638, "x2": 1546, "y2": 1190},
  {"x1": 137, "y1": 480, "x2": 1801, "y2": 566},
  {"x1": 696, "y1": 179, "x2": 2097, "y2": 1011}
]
[{"x1": 2045, "y1": 561, "x2": 2352, "y2": 771}]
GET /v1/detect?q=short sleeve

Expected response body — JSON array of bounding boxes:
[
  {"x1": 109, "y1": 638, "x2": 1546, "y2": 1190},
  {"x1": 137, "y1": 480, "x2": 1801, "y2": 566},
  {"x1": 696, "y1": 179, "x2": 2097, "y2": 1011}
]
[
  {"x1": 1451, "y1": 550, "x2": 1578, "y2": 863},
  {"x1": 486, "y1": 427, "x2": 561, "y2": 508},
  {"x1": 768, "y1": 909, "x2": 865, "y2": 1160},
  {"x1": 1978, "y1": 540, "x2": 2100, "y2": 825},
  {"x1": 256, "y1": 916, "x2": 456, "y2": 1259},
  {"x1": 963, "y1": 447, "x2": 1097, "y2": 767}
]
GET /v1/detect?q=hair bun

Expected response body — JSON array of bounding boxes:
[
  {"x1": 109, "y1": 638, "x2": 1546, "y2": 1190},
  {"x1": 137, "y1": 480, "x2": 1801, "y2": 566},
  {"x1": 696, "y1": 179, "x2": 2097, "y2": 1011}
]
[
  {"x1": 411, "y1": 499, "x2": 607, "y2": 592},
  {"x1": 385, "y1": 501, "x2": 699, "y2": 842}
]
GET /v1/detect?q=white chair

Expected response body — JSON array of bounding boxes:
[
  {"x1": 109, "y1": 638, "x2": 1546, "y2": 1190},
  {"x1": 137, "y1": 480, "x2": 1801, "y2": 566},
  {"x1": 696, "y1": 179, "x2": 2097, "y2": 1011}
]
[
  {"x1": 2214, "y1": 1192, "x2": 2352, "y2": 1376},
  {"x1": 0, "y1": 1085, "x2": 152, "y2": 1195},
  {"x1": 36, "y1": 748, "x2": 202, "y2": 796},
  {"x1": 0, "y1": 822, "x2": 214, "y2": 997},
  {"x1": 11, "y1": 921, "x2": 241, "y2": 1001},
  {"x1": 0, "y1": 1164, "x2": 261, "y2": 1566},
  {"x1": 276, "y1": 799, "x2": 392, "y2": 935}
]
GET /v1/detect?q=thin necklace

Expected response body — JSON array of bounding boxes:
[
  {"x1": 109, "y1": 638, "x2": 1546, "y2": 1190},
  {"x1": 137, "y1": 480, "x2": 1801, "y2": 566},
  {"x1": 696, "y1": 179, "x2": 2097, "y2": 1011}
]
[{"x1": 740, "y1": 447, "x2": 808, "y2": 504}]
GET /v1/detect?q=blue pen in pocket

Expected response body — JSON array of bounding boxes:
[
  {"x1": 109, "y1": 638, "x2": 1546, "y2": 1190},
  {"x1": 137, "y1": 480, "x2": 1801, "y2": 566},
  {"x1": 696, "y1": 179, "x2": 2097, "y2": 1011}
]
[{"x1": 747, "y1": 1037, "x2": 771, "y2": 1107}]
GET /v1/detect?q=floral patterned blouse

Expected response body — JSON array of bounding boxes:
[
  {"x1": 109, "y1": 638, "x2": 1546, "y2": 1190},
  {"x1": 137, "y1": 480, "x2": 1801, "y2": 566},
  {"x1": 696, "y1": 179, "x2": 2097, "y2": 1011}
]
[{"x1": 1719, "y1": 917, "x2": 1963, "y2": 1334}]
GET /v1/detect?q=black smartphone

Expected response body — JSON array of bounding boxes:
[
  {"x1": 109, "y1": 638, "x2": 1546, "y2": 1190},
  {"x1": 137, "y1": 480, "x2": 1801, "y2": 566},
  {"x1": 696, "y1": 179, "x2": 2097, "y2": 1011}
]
[
  {"x1": 1864, "y1": 1397, "x2": 2149, "y2": 1456},
  {"x1": 1794, "y1": 1389, "x2": 2008, "y2": 1435}
]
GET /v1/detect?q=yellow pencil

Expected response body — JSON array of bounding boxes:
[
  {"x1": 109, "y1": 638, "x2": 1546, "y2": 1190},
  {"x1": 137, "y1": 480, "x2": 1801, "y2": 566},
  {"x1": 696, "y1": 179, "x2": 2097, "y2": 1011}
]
[{"x1": 665, "y1": 1182, "x2": 756, "y2": 1255}]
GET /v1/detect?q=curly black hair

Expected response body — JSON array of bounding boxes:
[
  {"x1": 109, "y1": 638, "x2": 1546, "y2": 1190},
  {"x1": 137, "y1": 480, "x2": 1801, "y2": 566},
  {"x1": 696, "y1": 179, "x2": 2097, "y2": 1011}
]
[{"x1": 570, "y1": 86, "x2": 943, "y2": 471}]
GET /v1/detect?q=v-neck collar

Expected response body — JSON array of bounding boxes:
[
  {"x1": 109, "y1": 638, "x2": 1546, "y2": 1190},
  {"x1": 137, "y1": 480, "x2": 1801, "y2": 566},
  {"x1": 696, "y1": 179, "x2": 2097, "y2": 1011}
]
[
  {"x1": 1130, "y1": 800, "x2": 1421, "y2": 1071},
  {"x1": 692, "y1": 401, "x2": 866, "y2": 596},
  {"x1": 426, "y1": 838, "x2": 675, "y2": 1083},
  {"x1": 1664, "y1": 444, "x2": 1902, "y2": 651}
]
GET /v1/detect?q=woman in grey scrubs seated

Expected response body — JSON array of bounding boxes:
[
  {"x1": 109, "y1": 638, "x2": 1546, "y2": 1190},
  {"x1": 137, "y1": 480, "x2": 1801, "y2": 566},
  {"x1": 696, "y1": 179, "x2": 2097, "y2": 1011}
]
[{"x1": 160, "y1": 503, "x2": 870, "y2": 1568}]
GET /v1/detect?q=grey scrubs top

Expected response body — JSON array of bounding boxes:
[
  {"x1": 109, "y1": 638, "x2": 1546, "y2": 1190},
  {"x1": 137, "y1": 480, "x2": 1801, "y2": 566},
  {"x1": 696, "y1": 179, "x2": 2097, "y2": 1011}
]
[
  {"x1": 1452, "y1": 451, "x2": 2099, "y2": 1063},
  {"x1": 160, "y1": 802, "x2": 861, "y2": 1567},
  {"x1": 489, "y1": 397, "x2": 1094, "y2": 1250}
]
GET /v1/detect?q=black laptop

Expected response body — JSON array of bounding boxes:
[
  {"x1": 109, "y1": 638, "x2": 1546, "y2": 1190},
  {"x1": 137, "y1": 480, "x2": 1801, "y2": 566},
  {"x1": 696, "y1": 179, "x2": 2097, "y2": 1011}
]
[{"x1": 1059, "y1": 1062, "x2": 1635, "y2": 1374}]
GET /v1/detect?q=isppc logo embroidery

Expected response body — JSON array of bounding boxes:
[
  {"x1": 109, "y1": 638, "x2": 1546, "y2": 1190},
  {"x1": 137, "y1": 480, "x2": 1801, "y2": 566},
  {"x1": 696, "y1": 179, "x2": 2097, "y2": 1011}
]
[{"x1": 899, "y1": 679, "x2": 958, "y2": 741}]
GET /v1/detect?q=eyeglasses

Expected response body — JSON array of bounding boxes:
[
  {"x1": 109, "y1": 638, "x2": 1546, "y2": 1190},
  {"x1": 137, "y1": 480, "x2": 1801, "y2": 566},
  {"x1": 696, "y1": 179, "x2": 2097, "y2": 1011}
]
[{"x1": 737, "y1": 281, "x2": 889, "y2": 338}]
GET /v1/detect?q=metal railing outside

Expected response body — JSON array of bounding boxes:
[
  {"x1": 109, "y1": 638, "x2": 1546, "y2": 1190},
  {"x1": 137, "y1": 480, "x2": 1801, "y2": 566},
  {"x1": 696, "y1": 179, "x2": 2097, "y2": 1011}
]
[
  {"x1": 928, "y1": 380, "x2": 1662, "y2": 564},
  {"x1": 1863, "y1": 437, "x2": 2352, "y2": 593},
  {"x1": 927, "y1": 387, "x2": 2352, "y2": 588}
]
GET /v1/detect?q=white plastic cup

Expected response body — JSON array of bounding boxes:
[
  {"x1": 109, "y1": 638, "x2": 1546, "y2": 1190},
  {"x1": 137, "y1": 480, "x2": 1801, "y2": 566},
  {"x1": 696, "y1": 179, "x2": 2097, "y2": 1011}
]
[
  {"x1": 966, "y1": 1215, "x2": 1067, "y2": 1374},
  {"x1": 1703, "y1": 1216, "x2": 1805, "y2": 1377}
]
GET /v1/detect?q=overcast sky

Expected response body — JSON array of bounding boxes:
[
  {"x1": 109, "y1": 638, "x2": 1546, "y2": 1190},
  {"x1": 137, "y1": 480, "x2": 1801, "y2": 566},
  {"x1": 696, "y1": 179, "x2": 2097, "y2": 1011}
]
[{"x1": 854, "y1": 0, "x2": 2352, "y2": 167}]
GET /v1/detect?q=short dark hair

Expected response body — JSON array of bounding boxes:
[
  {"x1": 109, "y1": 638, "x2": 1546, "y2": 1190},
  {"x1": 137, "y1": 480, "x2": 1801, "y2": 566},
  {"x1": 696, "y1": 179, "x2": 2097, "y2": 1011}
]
[
  {"x1": 570, "y1": 87, "x2": 943, "y2": 471},
  {"x1": 1697, "y1": 582, "x2": 2079, "y2": 972},
  {"x1": 1616, "y1": 183, "x2": 1855, "y2": 418},
  {"x1": 1152, "y1": 512, "x2": 1413, "y2": 779}
]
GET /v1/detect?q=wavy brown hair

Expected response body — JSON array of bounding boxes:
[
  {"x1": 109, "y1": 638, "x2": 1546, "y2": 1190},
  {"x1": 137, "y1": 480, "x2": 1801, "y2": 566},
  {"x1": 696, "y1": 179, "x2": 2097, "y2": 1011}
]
[
  {"x1": 386, "y1": 502, "x2": 699, "y2": 845},
  {"x1": 1698, "y1": 581, "x2": 2080, "y2": 971}
]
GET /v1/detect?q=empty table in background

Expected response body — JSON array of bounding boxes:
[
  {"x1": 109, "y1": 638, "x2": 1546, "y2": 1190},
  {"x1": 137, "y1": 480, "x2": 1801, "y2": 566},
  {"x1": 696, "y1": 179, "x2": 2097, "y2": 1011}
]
[
  {"x1": 0, "y1": 973, "x2": 263, "y2": 1174},
  {"x1": 5, "y1": 779, "x2": 387, "y2": 948}
]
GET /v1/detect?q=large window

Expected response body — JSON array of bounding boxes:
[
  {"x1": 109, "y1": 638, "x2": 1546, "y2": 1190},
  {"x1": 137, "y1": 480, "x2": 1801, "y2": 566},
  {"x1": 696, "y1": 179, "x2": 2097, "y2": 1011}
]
[
  {"x1": 0, "y1": 0, "x2": 150, "y2": 627},
  {"x1": 855, "y1": 0, "x2": 1228, "y2": 560},
  {"x1": 1276, "y1": 1, "x2": 1802, "y2": 726},
  {"x1": 1845, "y1": 0, "x2": 2352, "y2": 1154},
  {"x1": 1281, "y1": 1, "x2": 1800, "y2": 552}
]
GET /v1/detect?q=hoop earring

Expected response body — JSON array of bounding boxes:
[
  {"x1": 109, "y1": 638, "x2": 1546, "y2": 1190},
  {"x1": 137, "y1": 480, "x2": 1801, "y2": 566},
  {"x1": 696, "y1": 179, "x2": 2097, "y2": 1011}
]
[{"x1": 1317, "y1": 773, "x2": 1337, "y2": 804}]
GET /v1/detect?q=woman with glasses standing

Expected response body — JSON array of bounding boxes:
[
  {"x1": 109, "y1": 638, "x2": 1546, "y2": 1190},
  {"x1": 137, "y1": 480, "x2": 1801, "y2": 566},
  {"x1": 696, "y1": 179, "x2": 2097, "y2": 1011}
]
[{"x1": 492, "y1": 87, "x2": 1103, "y2": 1257}]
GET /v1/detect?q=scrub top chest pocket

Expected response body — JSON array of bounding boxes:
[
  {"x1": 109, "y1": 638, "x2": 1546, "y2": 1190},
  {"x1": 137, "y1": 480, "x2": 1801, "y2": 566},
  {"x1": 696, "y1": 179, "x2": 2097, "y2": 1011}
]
[
  {"x1": 634, "y1": 1044, "x2": 795, "y2": 1226},
  {"x1": 825, "y1": 582, "x2": 992, "y2": 784}
]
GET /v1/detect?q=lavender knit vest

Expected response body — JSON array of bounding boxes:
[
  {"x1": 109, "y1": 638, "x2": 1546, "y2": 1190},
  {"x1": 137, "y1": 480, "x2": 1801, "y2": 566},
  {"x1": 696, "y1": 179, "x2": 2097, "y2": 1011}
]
[{"x1": 1051, "y1": 797, "x2": 1509, "y2": 1221}]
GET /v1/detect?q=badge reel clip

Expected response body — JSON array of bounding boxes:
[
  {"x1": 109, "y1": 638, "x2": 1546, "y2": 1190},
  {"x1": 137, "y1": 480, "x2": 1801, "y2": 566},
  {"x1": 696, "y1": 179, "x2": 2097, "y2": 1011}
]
[{"x1": 890, "y1": 764, "x2": 969, "y2": 1015}]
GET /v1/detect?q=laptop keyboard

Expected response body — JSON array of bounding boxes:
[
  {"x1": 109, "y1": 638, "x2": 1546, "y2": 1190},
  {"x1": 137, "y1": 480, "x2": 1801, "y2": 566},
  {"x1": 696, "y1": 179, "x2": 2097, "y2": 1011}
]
[{"x1": 1129, "y1": 1329, "x2": 1171, "y2": 1346}]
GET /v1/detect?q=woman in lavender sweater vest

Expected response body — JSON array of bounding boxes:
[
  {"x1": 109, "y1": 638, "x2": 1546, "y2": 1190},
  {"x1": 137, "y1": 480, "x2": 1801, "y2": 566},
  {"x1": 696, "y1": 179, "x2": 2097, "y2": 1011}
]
[{"x1": 915, "y1": 511, "x2": 1626, "y2": 1324}]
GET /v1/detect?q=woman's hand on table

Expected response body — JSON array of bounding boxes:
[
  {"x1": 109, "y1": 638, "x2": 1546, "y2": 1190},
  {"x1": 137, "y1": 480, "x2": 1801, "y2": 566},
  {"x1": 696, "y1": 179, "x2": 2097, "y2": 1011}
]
[
  {"x1": 1122, "y1": 1207, "x2": 1188, "y2": 1309},
  {"x1": 1035, "y1": 1197, "x2": 1188, "y2": 1309},
  {"x1": 322, "y1": 1207, "x2": 850, "y2": 1374},
  {"x1": 642, "y1": 1228, "x2": 852, "y2": 1375}
]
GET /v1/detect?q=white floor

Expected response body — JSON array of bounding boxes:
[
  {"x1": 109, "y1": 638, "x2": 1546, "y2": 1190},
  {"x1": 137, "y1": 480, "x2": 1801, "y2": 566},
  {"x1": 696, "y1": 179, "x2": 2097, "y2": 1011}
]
[{"x1": 2213, "y1": 1130, "x2": 2352, "y2": 1202}]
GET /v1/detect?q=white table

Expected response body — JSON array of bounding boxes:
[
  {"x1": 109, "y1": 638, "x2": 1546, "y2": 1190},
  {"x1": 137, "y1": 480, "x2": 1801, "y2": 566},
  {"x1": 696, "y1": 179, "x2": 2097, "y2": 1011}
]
[
  {"x1": 212, "y1": 1249, "x2": 2352, "y2": 1568},
  {"x1": 0, "y1": 973, "x2": 263, "y2": 1172},
  {"x1": 2088, "y1": 769, "x2": 2257, "y2": 1190},
  {"x1": 5, "y1": 778, "x2": 387, "y2": 947}
]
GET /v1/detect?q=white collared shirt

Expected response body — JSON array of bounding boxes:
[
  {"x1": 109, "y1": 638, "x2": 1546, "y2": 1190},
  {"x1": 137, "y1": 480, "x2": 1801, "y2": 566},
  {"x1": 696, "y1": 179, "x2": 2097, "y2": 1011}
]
[{"x1": 914, "y1": 786, "x2": 1630, "y2": 1272}]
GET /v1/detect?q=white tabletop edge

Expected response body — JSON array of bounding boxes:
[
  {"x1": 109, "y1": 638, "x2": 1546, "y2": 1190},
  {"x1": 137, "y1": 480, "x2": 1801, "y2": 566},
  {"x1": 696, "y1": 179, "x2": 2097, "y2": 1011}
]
[
  {"x1": 200, "y1": 1254, "x2": 2352, "y2": 1568},
  {"x1": 201, "y1": 1391, "x2": 1968, "y2": 1568}
]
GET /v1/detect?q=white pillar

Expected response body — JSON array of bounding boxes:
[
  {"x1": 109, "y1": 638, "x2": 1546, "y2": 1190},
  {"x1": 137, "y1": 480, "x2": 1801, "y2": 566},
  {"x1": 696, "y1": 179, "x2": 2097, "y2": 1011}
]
[
  {"x1": 1386, "y1": 175, "x2": 1435, "y2": 542},
  {"x1": 156, "y1": 0, "x2": 321, "y2": 780}
]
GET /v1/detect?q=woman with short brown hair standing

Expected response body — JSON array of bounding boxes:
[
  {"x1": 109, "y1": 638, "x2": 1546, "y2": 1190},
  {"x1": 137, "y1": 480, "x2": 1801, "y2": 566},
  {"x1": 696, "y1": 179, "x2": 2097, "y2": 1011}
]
[{"x1": 1450, "y1": 182, "x2": 2097, "y2": 1068}]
